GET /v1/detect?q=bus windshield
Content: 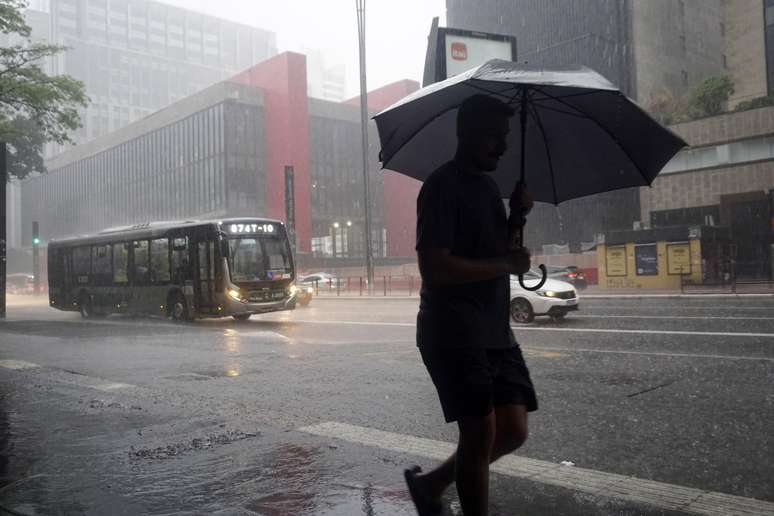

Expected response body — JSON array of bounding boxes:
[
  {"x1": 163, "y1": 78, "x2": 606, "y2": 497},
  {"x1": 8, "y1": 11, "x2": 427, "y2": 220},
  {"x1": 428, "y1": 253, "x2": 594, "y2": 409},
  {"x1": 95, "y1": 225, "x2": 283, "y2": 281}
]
[{"x1": 227, "y1": 236, "x2": 292, "y2": 282}]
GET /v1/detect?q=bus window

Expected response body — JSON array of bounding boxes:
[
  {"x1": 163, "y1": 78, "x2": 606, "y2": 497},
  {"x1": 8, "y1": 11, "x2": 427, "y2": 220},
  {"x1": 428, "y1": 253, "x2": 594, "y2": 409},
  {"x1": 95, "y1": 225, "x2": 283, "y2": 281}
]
[
  {"x1": 171, "y1": 238, "x2": 190, "y2": 284},
  {"x1": 73, "y1": 247, "x2": 91, "y2": 284},
  {"x1": 92, "y1": 244, "x2": 112, "y2": 285},
  {"x1": 264, "y1": 238, "x2": 292, "y2": 271},
  {"x1": 133, "y1": 240, "x2": 150, "y2": 284},
  {"x1": 113, "y1": 243, "x2": 129, "y2": 284},
  {"x1": 150, "y1": 239, "x2": 171, "y2": 283}
]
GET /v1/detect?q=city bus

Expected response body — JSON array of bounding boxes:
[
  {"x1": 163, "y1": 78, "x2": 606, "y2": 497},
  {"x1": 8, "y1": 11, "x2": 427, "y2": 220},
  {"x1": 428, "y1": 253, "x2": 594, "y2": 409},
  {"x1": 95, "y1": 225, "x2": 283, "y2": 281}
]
[{"x1": 48, "y1": 218, "x2": 299, "y2": 321}]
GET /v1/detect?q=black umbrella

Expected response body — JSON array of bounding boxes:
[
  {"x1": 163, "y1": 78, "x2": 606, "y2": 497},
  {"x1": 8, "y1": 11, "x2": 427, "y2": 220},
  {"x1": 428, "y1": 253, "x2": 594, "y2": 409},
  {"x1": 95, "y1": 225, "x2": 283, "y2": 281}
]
[{"x1": 374, "y1": 59, "x2": 687, "y2": 289}]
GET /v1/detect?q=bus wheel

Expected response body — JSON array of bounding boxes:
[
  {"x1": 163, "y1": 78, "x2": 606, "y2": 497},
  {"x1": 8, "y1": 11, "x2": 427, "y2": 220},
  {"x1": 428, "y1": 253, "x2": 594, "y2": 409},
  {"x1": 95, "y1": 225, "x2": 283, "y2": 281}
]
[
  {"x1": 233, "y1": 314, "x2": 251, "y2": 322},
  {"x1": 78, "y1": 294, "x2": 94, "y2": 319},
  {"x1": 169, "y1": 292, "x2": 191, "y2": 321}
]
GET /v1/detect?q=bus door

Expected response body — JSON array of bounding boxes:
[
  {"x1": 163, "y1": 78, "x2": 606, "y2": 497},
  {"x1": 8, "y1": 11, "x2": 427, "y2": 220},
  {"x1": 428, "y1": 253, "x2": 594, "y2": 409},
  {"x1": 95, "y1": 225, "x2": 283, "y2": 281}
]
[{"x1": 195, "y1": 240, "x2": 216, "y2": 313}]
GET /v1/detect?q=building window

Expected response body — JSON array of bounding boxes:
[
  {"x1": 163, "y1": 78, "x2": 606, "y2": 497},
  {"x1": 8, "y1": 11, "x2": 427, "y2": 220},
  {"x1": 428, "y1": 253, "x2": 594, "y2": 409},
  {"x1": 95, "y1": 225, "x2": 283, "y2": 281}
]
[
  {"x1": 681, "y1": 70, "x2": 688, "y2": 86},
  {"x1": 722, "y1": 54, "x2": 727, "y2": 68},
  {"x1": 719, "y1": 22, "x2": 725, "y2": 37}
]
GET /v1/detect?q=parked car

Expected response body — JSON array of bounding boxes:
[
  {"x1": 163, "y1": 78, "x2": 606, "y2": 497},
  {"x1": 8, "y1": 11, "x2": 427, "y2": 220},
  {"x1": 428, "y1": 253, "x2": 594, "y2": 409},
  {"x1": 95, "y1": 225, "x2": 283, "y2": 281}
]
[
  {"x1": 509, "y1": 270, "x2": 579, "y2": 323},
  {"x1": 298, "y1": 272, "x2": 338, "y2": 290},
  {"x1": 545, "y1": 265, "x2": 588, "y2": 290}
]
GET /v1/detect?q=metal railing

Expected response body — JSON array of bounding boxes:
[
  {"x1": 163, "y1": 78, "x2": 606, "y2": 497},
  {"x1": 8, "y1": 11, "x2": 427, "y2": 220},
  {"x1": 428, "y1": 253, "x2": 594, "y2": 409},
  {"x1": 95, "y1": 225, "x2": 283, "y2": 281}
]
[{"x1": 306, "y1": 276, "x2": 422, "y2": 297}]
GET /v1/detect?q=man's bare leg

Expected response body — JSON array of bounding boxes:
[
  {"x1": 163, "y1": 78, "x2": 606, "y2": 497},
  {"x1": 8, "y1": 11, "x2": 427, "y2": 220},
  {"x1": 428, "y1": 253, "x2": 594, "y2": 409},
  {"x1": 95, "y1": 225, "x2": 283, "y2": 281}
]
[{"x1": 412, "y1": 405, "x2": 529, "y2": 514}]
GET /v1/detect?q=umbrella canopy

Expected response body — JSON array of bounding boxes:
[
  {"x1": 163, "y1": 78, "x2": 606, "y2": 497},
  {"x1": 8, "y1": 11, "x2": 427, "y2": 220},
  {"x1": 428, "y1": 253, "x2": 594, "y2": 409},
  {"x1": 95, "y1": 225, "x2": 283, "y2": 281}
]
[{"x1": 374, "y1": 59, "x2": 688, "y2": 204}]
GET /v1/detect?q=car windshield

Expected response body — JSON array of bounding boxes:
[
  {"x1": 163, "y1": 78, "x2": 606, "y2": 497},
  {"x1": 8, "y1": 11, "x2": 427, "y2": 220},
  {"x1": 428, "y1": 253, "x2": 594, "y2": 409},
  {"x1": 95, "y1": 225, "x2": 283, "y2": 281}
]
[{"x1": 227, "y1": 237, "x2": 291, "y2": 282}]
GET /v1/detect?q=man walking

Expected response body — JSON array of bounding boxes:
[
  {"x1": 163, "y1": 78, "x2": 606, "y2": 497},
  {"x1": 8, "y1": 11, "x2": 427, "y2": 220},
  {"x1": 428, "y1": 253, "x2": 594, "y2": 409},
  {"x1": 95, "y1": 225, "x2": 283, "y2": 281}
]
[{"x1": 405, "y1": 94, "x2": 538, "y2": 516}]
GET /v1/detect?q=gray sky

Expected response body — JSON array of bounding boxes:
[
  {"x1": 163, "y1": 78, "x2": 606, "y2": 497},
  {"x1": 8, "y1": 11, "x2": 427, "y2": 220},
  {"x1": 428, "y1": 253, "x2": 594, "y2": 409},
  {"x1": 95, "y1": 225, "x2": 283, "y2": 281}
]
[{"x1": 161, "y1": 0, "x2": 447, "y2": 98}]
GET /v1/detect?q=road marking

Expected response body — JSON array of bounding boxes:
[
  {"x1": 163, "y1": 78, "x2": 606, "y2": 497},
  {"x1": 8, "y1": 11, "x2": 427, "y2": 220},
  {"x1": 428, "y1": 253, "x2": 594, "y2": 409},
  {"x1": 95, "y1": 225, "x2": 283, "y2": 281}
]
[
  {"x1": 92, "y1": 382, "x2": 135, "y2": 391},
  {"x1": 299, "y1": 421, "x2": 774, "y2": 516},
  {"x1": 0, "y1": 360, "x2": 135, "y2": 390},
  {"x1": 284, "y1": 318, "x2": 774, "y2": 339},
  {"x1": 522, "y1": 347, "x2": 774, "y2": 362},
  {"x1": 511, "y1": 326, "x2": 774, "y2": 338},
  {"x1": 582, "y1": 304, "x2": 774, "y2": 311},
  {"x1": 0, "y1": 359, "x2": 40, "y2": 370},
  {"x1": 575, "y1": 314, "x2": 774, "y2": 321}
]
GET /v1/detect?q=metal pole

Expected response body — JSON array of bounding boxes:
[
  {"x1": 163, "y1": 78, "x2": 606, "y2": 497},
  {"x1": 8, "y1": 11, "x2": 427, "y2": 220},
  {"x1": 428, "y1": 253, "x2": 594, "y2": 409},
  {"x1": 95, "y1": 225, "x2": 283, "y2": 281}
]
[
  {"x1": 32, "y1": 221, "x2": 40, "y2": 295},
  {"x1": 0, "y1": 142, "x2": 6, "y2": 319},
  {"x1": 356, "y1": 0, "x2": 375, "y2": 292}
]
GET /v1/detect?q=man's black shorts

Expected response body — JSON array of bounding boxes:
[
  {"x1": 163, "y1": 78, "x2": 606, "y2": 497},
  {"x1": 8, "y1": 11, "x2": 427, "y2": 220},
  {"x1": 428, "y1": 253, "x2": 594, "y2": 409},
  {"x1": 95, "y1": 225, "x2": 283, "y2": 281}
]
[{"x1": 419, "y1": 345, "x2": 538, "y2": 423}]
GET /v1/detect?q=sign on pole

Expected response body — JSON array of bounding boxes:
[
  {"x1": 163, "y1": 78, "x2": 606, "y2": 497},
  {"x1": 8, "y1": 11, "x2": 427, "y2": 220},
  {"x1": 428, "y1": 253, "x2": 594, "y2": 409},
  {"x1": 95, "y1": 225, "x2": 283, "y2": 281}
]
[
  {"x1": 423, "y1": 20, "x2": 517, "y2": 87},
  {"x1": 284, "y1": 166, "x2": 296, "y2": 251}
]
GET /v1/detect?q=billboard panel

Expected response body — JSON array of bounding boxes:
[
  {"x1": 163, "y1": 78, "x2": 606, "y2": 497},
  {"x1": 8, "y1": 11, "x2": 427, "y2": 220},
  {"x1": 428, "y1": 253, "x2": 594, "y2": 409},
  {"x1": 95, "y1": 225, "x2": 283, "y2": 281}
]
[
  {"x1": 444, "y1": 34, "x2": 514, "y2": 78},
  {"x1": 423, "y1": 23, "x2": 517, "y2": 86}
]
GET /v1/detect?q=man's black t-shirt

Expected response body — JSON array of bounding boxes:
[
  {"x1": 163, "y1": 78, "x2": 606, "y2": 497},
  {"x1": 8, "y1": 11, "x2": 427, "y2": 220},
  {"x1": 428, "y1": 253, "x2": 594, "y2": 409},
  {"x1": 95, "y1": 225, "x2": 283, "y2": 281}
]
[{"x1": 415, "y1": 161, "x2": 515, "y2": 349}]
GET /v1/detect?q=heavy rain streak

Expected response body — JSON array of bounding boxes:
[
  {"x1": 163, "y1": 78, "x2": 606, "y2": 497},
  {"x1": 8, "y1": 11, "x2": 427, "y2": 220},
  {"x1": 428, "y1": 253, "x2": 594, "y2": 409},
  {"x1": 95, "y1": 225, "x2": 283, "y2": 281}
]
[{"x1": 1, "y1": 1, "x2": 773, "y2": 515}]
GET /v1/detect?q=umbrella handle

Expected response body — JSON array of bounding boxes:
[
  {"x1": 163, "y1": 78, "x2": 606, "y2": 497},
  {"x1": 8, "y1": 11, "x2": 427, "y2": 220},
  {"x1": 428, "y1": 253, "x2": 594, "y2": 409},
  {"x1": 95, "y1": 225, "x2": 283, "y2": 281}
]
[{"x1": 519, "y1": 264, "x2": 547, "y2": 291}]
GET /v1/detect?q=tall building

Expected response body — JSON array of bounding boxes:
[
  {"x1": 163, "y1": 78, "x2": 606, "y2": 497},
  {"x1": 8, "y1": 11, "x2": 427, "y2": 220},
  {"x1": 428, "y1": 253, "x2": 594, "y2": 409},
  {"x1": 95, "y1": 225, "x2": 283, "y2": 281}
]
[
  {"x1": 725, "y1": 0, "x2": 768, "y2": 107},
  {"x1": 20, "y1": 0, "x2": 277, "y2": 151},
  {"x1": 445, "y1": 0, "x2": 729, "y2": 251},
  {"x1": 303, "y1": 48, "x2": 347, "y2": 102},
  {"x1": 20, "y1": 52, "x2": 405, "y2": 264}
]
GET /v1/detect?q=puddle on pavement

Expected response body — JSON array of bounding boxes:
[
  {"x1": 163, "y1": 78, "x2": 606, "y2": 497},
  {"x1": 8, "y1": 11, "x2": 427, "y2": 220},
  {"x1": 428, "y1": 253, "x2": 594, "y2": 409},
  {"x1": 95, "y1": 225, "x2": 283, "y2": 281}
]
[{"x1": 1, "y1": 387, "x2": 416, "y2": 515}]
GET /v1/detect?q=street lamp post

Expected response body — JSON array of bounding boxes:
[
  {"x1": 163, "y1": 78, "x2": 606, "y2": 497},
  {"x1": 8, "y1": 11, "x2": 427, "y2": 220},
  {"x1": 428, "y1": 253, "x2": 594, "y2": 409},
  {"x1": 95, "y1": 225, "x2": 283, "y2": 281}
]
[
  {"x1": 356, "y1": 0, "x2": 375, "y2": 291},
  {"x1": 332, "y1": 222, "x2": 340, "y2": 257}
]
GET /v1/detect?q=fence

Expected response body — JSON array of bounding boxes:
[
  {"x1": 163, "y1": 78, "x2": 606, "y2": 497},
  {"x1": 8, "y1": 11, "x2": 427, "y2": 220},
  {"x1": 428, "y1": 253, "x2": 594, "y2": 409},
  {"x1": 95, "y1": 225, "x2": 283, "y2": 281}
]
[
  {"x1": 306, "y1": 276, "x2": 422, "y2": 297},
  {"x1": 680, "y1": 271, "x2": 774, "y2": 294}
]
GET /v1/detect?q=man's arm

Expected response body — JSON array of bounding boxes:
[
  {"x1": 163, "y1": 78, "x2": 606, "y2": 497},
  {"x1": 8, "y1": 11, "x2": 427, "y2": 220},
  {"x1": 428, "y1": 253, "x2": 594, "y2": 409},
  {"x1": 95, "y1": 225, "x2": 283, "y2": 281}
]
[{"x1": 418, "y1": 247, "x2": 530, "y2": 287}]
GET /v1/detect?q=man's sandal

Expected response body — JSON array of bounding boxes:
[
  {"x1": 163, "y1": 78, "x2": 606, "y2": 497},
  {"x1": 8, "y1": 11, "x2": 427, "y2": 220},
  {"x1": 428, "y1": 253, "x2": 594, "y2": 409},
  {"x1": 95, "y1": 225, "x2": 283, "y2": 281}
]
[{"x1": 404, "y1": 466, "x2": 443, "y2": 516}]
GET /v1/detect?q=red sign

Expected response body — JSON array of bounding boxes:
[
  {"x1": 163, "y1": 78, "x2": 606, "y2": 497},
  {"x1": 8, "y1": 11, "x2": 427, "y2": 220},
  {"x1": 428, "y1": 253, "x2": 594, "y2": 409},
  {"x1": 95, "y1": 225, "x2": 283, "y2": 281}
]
[{"x1": 451, "y1": 42, "x2": 468, "y2": 61}]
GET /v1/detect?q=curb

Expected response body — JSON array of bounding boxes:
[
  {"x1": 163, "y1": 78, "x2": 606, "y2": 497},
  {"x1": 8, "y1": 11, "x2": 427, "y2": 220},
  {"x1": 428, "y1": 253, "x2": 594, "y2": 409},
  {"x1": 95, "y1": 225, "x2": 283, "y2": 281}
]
[{"x1": 311, "y1": 293, "x2": 774, "y2": 300}]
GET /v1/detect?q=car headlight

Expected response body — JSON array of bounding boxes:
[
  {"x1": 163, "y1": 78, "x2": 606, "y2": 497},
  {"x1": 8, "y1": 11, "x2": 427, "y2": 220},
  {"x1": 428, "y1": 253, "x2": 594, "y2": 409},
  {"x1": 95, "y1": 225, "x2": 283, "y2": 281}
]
[
  {"x1": 536, "y1": 290, "x2": 559, "y2": 298},
  {"x1": 228, "y1": 288, "x2": 242, "y2": 301}
]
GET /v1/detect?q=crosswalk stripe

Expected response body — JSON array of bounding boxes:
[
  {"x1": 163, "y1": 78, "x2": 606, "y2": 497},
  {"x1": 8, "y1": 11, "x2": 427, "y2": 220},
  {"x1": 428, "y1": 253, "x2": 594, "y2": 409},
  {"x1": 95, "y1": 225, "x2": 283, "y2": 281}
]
[
  {"x1": 0, "y1": 359, "x2": 40, "y2": 370},
  {"x1": 299, "y1": 421, "x2": 774, "y2": 516}
]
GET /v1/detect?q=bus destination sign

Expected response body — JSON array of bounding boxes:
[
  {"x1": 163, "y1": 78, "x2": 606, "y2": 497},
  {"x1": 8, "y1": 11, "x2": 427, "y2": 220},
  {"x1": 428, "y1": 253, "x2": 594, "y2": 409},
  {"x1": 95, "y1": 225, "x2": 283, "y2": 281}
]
[{"x1": 227, "y1": 223, "x2": 276, "y2": 234}]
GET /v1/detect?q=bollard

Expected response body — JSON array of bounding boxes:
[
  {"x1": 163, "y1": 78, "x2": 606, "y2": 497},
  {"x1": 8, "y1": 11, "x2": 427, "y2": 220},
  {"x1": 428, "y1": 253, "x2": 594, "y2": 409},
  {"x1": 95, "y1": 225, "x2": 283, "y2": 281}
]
[
  {"x1": 359, "y1": 277, "x2": 363, "y2": 296},
  {"x1": 337, "y1": 277, "x2": 340, "y2": 296},
  {"x1": 383, "y1": 276, "x2": 387, "y2": 296}
]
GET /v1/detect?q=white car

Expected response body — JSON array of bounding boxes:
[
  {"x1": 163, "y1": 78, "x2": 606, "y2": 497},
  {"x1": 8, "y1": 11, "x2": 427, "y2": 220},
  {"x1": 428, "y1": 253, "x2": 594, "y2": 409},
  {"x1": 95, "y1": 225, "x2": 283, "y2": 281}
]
[{"x1": 509, "y1": 269, "x2": 579, "y2": 323}]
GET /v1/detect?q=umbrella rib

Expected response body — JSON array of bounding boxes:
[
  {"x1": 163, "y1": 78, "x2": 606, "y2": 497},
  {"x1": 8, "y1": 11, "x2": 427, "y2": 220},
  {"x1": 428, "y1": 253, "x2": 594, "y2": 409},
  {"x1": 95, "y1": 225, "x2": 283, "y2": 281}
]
[
  {"x1": 532, "y1": 86, "x2": 653, "y2": 187},
  {"x1": 381, "y1": 81, "x2": 517, "y2": 169},
  {"x1": 531, "y1": 90, "x2": 609, "y2": 102},
  {"x1": 533, "y1": 103, "x2": 592, "y2": 120},
  {"x1": 527, "y1": 104, "x2": 560, "y2": 205},
  {"x1": 465, "y1": 80, "x2": 520, "y2": 102}
]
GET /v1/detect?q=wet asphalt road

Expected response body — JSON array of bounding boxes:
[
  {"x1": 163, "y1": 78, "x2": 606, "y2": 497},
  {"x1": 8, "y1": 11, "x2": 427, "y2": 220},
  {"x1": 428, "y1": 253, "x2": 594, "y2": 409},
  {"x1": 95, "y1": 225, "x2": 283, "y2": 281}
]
[{"x1": 1, "y1": 295, "x2": 773, "y2": 515}]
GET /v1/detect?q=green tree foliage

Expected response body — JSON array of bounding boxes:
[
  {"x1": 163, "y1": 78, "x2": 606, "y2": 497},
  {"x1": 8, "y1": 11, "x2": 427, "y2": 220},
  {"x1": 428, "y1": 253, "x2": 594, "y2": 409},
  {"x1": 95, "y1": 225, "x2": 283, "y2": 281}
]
[
  {"x1": 688, "y1": 75, "x2": 734, "y2": 118},
  {"x1": 0, "y1": 0, "x2": 87, "y2": 180}
]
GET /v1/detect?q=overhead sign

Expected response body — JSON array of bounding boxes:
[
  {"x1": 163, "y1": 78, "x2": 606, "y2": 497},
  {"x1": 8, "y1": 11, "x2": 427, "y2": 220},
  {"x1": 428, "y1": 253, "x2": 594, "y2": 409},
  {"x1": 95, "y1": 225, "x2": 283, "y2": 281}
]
[
  {"x1": 423, "y1": 20, "x2": 517, "y2": 86},
  {"x1": 444, "y1": 33, "x2": 514, "y2": 79}
]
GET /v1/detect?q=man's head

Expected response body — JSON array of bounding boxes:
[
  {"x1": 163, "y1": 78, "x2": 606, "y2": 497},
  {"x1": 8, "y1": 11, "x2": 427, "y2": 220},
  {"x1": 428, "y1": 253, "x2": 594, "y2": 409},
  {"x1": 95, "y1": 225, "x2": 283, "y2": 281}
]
[{"x1": 456, "y1": 94, "x2": 514, "y2": 172}]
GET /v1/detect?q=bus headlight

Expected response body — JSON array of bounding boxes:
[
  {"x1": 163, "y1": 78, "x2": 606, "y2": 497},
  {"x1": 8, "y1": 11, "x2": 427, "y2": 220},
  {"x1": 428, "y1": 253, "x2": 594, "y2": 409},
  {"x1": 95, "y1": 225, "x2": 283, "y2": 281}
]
[
  {"x1": 289, "y1": 285, "x2": 299, "y2": 295},
  {"x1": 228, "y1": 288, "x2": 242, "y2": 301}
]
